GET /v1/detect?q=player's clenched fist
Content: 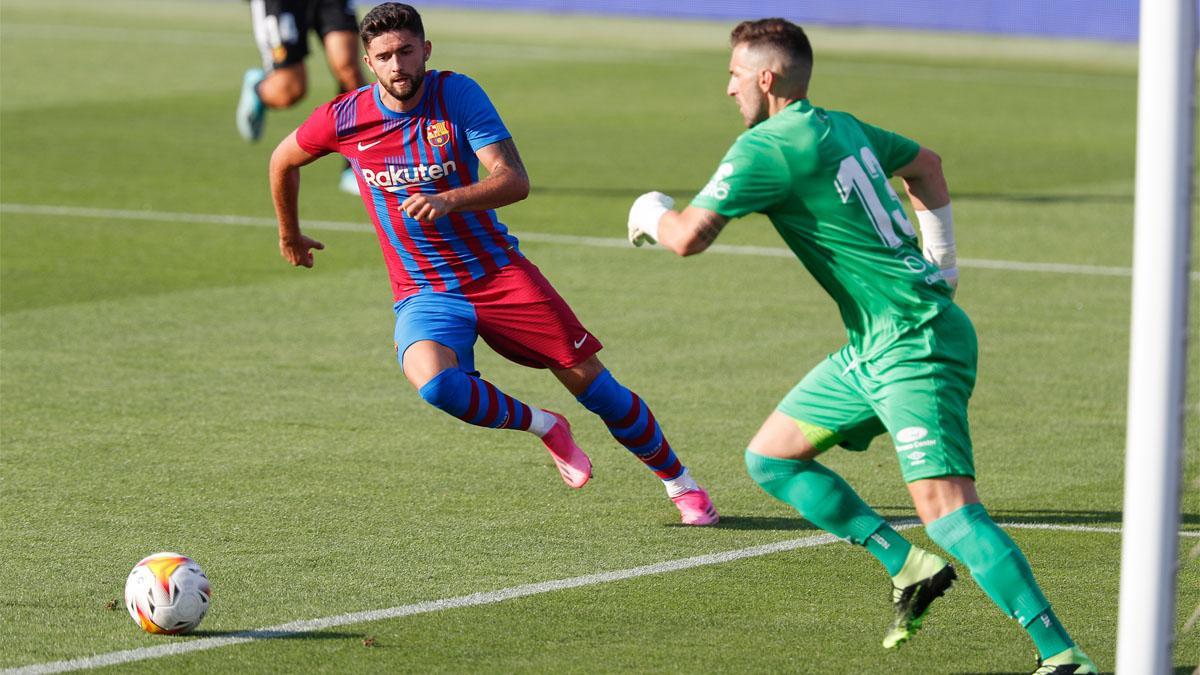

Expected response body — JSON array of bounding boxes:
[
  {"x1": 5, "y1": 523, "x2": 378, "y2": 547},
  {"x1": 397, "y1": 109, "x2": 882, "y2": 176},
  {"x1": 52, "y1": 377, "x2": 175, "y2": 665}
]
[
  {"x1": 279, "y1": 234, "x2": 325, "y2": 268},
  {"x1": 402, "y1": 193, "x2": 452, "y2": 221},
  {"x1": 627, "y1": 191, "x2": 674, "y2": 246}
]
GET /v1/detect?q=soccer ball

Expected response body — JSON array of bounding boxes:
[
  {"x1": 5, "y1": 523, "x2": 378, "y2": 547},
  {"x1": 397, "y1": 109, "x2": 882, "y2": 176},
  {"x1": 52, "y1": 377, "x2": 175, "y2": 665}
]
[{"x1": 124, "y1": 552, "x2": 211, "y2": 634}]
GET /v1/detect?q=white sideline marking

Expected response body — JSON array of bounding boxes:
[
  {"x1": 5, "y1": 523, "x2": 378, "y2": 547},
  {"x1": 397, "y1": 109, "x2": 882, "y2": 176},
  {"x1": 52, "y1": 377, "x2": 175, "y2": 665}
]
[
  {"x1": 4, "y1": 203, "x2": 1191, "y2": 281},
  {"x1": 0, "y1": 203, "x2": 370, "y2": 233},
  {"x1": 5, "y1": 522, "x2": 1197, "y2": 674},
  {"x1": 8, "y1": 531, "x2": 851, "y2": 675}
]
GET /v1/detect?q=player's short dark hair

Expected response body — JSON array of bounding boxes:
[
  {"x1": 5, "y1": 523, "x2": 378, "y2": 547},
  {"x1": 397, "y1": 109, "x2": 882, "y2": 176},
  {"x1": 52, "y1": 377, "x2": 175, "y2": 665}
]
[
  {"x1": 730, "y1": 18, "x2": 813, "y2": 75},
  {"x1": 360, "y1": 2, "x2": 425, "y2": 47}
]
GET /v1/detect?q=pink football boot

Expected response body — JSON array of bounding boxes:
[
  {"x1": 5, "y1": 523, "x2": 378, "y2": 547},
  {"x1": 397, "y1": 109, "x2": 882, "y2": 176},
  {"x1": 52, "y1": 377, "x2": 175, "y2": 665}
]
[
  {"x1": 671, "y1": 488, "x2": 719, "y2": 526},
  {"x1": 541, "y1": 411, "x2": 592, "y2": 488}
]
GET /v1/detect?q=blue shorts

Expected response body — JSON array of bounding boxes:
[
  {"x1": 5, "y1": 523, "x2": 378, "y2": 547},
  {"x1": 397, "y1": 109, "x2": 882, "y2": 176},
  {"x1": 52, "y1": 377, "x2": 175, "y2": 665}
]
[
  {"x1": 392, "y1": 257, "x2": 602, "y2": 374},
  {"x1": 393, "y1": 291, "x2": 481, "y2": 373}
]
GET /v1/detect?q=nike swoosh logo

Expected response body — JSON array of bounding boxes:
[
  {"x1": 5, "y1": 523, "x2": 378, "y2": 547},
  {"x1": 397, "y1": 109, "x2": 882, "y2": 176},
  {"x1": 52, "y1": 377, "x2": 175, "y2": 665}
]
[
  {"x1": 573, "y1": 334, "x2": 588, "y2": 349},
  {"x1": 357, "y1": 140, "x2": 383, "y2": 151}
]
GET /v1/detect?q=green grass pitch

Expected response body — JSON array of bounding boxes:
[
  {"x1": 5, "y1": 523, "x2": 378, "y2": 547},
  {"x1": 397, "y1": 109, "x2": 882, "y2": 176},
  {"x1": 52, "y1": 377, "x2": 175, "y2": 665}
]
[{"x1": 1, "y1": 1, "x2": 1197, "y2": 672}]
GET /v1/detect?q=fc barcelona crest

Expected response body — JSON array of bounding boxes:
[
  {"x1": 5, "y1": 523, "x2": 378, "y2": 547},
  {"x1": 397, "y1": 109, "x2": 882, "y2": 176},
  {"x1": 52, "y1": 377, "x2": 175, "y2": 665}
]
[{"x1": 426, "y1": 121, "x2": 450, "y2": 147}]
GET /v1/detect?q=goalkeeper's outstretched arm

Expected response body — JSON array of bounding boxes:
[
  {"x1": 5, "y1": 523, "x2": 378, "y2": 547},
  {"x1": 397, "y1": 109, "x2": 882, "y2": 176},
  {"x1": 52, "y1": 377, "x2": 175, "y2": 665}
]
[
  {"x1": 659, "y1": 207, "x2": 730, "y2": 257},
  {"x1": 627, "y1": 191, "x2": 729, "y2": 257}
]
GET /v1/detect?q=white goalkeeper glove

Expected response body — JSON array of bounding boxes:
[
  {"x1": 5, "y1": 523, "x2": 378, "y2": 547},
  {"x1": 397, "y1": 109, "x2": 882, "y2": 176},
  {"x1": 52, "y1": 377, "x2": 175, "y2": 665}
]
[
  {"x1": 915, "y1": 204, "x2": 958, "y2": 294},
  {"x1": 628, "y1": 191, "x2": 674, "y2": 247}
]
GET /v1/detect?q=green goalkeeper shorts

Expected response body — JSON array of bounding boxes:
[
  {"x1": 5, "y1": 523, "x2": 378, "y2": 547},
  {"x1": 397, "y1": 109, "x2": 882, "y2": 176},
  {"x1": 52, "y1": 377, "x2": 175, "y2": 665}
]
[{"x1": 777, "y1": 304, "x2": 979, "y2": 483}]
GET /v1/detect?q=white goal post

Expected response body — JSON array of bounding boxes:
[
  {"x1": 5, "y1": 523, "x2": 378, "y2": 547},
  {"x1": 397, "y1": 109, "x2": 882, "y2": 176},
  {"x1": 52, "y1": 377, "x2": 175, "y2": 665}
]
[{"x1": 1116, "y1": 0, "x2": 1197, "y2": 672}]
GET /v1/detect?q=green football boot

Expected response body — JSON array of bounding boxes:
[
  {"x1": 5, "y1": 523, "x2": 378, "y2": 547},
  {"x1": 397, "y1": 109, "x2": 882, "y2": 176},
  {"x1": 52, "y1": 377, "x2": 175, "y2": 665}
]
[
  {"x1": 1032, "y1": 647, "x2": 1097, "y2": 674},
  {"x1": 882, "y1": 548, "x2": 956, "y2": 649}
]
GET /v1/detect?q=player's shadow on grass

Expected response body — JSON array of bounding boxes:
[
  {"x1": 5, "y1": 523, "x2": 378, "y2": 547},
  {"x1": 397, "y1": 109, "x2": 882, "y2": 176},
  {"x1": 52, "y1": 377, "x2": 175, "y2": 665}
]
[
  {"x1": 687, "y1": 515, "x2": 824, "y2": 531},
  {"x1": 710, "y1": 509, "x2": 1200, "y2": 530},
  {"x1": 872, "y1": 507, "x2": 1199, "y2": 527},
  {"x1": 952, "y1": 671, "x2": 1120, "y2": 675},
  {"x1": 673, "y1": 510, "x2": 1200, "y2": 531},
  {"x1": 955, "y1": 662, "x2": 1190, "y2": 667},
  {"x1": 982, "y1": 508, "x2": 1197, "y2": 527}
]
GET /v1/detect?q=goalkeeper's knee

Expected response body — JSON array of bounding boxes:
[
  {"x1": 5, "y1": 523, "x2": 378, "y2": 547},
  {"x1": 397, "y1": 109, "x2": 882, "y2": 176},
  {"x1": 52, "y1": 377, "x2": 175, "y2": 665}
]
[
  {"x1": 744, "y1": 449, "x2": 886, "y2": 546},
  {"x1": 744, "y1": 449, "x2": 807, "y2": 501}
]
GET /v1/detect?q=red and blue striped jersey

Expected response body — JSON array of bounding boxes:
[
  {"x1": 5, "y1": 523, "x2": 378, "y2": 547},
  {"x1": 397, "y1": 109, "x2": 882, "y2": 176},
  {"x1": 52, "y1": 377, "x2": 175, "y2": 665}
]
[{"x1": 296, "y1": 70, "x2": 520, "y2": 301}]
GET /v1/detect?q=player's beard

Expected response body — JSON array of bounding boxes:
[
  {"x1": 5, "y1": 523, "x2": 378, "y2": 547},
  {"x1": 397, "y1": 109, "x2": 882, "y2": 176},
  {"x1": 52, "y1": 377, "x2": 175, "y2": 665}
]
[
  {"x1": 734, "y1": 88, "x2": 769, "y2": 128},
  {"x1": 382, "y1": 67, "x2": 426, "y2": 102},
  {"x1": 743, "y1": 95, "x2": 768, "y2": 128}
]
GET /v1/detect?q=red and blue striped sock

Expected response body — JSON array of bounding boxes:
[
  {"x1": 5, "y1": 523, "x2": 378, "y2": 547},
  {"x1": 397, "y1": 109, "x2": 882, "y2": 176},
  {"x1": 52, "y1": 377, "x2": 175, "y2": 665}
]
[
  {"x1": 577, "y1": 369, "x2": 683, "y2": 480},
  {"x1": 418, "y1": 368, "x2": 532, "y2": 431}
]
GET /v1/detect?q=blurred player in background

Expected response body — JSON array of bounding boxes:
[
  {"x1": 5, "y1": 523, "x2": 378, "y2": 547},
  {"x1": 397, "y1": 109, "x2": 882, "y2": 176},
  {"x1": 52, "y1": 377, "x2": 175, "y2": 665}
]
[
  {"x1": 626, "y1": 18, "x2": 1094, "y2": 674},
  {"x1": 266, "y1": 3, "x2": 718, "y2": 526},
  {"x1": 237, "y1": 0, "x2": 366, "y2": 195}
]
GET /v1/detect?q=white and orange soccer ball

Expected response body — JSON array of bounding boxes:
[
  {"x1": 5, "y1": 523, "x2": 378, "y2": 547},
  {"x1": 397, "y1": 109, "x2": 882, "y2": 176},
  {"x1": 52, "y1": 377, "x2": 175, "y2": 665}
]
[{"x1": 123, "y1": 552, "x2": 211, "y2": 634}]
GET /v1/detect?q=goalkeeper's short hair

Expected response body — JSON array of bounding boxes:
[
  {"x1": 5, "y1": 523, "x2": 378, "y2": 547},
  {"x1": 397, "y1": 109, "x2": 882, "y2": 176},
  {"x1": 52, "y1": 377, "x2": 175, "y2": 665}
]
[{"x1": 730, "y1": 18, "x2": 813, "y2": 87}]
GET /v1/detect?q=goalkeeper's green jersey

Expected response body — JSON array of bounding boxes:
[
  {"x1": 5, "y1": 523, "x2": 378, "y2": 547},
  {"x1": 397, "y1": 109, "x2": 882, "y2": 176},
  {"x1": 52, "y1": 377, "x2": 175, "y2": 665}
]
[{"x1": 690, "y1": 99, "x2": 955, "y2": 361}]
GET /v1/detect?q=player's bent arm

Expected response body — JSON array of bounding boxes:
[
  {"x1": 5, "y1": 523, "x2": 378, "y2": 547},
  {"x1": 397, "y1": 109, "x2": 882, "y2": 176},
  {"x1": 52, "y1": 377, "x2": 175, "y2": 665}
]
[
  {"x1": 472, "y1": 138, "x2": 531, "y2": 207},
  {"x1": 269, "y1": 131, "x2": 325, "y2": 268},
  {"x1": 402, "y1": 138, "x2": 529, "y2": 221},
  {"x1": 658, "y1": 206, "x2": 730, "y2": 257},
  {"x1": 894, "y1": 146, "x2": 957, "y2": 286},
  {"x1": 893, "y1": 146, "x2": 949, "y2": 211}
]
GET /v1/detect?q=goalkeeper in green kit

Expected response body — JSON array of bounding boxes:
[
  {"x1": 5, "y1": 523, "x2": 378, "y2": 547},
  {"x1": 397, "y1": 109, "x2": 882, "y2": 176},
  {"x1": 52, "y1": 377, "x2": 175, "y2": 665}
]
[{"x1": 626, "y1": 18, "x2": 1094, "y2": 674}]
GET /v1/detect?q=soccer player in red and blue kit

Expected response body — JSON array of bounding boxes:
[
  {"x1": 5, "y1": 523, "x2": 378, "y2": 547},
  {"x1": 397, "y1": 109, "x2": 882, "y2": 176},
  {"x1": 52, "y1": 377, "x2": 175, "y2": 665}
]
[{"x1": 267, "y1": 2, "x2": 718, "y2": 525}]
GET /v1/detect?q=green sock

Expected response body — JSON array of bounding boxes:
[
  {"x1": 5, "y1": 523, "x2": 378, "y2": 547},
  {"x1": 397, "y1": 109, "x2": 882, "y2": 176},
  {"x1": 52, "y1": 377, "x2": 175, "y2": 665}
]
[
  {"x1": 1024, "y1": 608, "x2": 1075, "y2": 660},
  {"x1": 865, "y1": 524, "x2": 913, "y2": 577},
  {"x1": 925, "y1": 503, "x2": 1074, "y2": 658},
  {"x1": 745, "y1": 450, "x2": 909, "y2": 573}
]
